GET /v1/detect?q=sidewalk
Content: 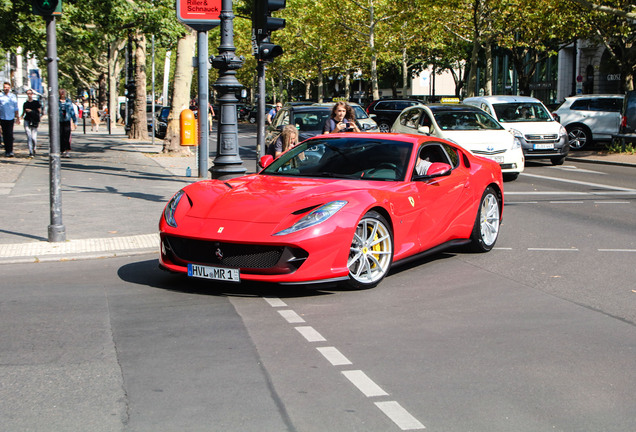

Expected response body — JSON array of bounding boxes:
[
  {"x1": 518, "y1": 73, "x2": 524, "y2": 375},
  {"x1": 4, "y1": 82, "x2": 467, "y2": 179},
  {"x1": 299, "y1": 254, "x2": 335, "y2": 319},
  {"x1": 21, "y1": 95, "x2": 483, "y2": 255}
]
[
  {"x1": 0, "y1": 121, "x2": 257, "y2": 264},
  {"x1": 0, "y1": 122, "x2": 634, "y2": 264}
]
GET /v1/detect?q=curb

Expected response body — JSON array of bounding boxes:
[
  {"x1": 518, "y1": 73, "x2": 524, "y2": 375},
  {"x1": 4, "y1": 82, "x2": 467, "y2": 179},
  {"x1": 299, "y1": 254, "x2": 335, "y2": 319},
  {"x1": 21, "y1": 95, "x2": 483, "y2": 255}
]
[{"x1": 566, "y1": 156, "x2": 636, "y2": 168}]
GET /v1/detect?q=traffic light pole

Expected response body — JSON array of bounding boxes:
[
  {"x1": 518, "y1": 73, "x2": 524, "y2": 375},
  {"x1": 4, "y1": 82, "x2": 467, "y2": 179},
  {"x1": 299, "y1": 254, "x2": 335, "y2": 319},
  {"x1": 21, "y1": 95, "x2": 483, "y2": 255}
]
[
  {"x1": 257, "y1": 60, "x2": 266, "y2": 164},
  {"x1": 210, "y1": 0, "x2": 246, "y2": 180},
  {"x1": 45, "y1": 16, "x2": 65, "y2": 242}
]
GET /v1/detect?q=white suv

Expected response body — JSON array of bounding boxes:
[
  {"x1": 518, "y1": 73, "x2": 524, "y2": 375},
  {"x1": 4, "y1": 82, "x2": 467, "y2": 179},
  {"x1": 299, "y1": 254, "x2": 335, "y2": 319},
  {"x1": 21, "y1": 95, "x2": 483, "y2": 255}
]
[
  {"x1": 463, "y1": 95, "x2": 569, "y2": 165},
  {"x1": 553, "y1": 95, "x2": 624, "y2": 150}
]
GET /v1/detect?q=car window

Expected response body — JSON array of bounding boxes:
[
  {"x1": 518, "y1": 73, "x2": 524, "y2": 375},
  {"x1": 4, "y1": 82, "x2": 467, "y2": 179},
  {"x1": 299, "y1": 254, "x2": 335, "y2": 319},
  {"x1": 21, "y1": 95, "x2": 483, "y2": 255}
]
[
  {"x1": 399, "y1": 108, "x2": 421, "y2": 129},
  {"x1": 480, "y1": 103, "x2": 492, "y2": 115},
  {"x1": 432, "y1": 110, "x2": 503, "y2": 130},
  {"x1": 590, "y1": 98, "x2": 622, "y2": 112},
  {"x1": 442, "y1": 143, "x2": 460, "y2": 167},
  {"x1": 352, "y1": 106, "x2": 369, "y2": 119},
  {"x1": 293, "y1": 110, "x2": 331, "y2": 132},
  {"x1": 493, "y1": 102, "x2": 552, "y2": 122},
  {"x1": 375, "y1": 102, "x2": 390, "y2": 110},
  {"x1": 262, "y1": 137, "x2": 413, "y2": 181},
  {"x1": 570, "y1": 99, "x2": 590, "y2": 111},
  {"x1": 396, "y1": 101, "x2": 417, "y2": 110}
]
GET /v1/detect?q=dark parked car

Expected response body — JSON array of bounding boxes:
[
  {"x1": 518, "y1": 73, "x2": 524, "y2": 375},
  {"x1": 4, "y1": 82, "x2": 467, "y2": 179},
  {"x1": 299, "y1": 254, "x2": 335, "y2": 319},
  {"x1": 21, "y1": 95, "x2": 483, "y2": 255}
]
[
  {"x1": 247, "y1": 104, "x2": 274, "y2": 124},
  {"x1": 266, "y1": 104, "x2": 333, "y2": 149},
  {"x1": 366, "y1": 98, "x2": 425, "y2": 132},
  {"x1": 154, "y1": 106, "x2": 170, "y2": 139},
  {"x1": 619, "y1": 91, "x2": 636, "y2": 135}
]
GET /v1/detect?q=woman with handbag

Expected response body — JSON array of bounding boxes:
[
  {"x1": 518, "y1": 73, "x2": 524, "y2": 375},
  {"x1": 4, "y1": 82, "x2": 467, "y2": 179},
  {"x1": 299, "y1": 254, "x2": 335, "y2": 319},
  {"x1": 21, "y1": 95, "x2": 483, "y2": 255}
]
[{"x1": 58, "y1": 89, "x2": 77, "y2": 158}]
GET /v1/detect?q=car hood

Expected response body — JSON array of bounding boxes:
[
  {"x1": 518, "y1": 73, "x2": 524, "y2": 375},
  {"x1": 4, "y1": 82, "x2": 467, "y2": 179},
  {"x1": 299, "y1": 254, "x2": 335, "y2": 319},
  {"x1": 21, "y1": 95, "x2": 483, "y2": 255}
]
[
  {"x1": 499, "y1": 121, "x2": 563, "y2": 135},
  {"x1": 439, "y1": 129, "x2": 513, "y2": 151},
  {"x1": 182, "y1": 174, "x2": 375, "y2": 223}
]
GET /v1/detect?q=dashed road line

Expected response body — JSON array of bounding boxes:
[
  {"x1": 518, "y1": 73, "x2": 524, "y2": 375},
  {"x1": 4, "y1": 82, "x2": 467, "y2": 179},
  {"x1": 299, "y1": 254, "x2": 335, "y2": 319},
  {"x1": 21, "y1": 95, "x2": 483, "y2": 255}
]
[
  {"x1": 375, "y1": 401, "x2": 427, "y2": 431},
  {"x1": 342, "y1": 370, "x2": 389, "y2": 397},
  {"x1": 278, "y1": 309, "x2": 305, "y2": 323},
  {"x1": 264, "y1": 297, "x2": 426, "y2": 430},
  {"x1": 316, "y1": 346, "x2": 352, "y2": 366},
  {"x1": 295, "y1": 326, "x2": 326, "y2": 342},
  {"x1": 528, "y1": 247, "x2": 579, "y2": 251},
  {"x1": 599, "y1": 249, "x2": 636, "y2": 253}
]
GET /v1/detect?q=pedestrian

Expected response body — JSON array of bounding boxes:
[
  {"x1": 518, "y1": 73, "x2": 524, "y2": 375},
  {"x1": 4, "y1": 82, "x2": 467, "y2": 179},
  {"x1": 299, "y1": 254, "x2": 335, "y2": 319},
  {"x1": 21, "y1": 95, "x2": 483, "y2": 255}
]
[
  {"x1": 90, "y1": 104, "x2": 100, "y2": 132},
  {"x1": 267, "y1": 124, "x2": 299, "y2": 158},
  {"x1": 0, "y1": 81, "x2": 20, "y2": 157},
  {"x1": 323, "y1": 101, "x2": 360, "y2": 134},
  {"x1": 208, "y1": 103, "x2": 215, "y2": 133},
  {"x1": 266, "y1": 102, "x2": 282, "y2": 124},
  {"x1": 58, "y1": 89, "x2": 77, "y2": 158},
  {"x1": 22, "y1": 89, "x2": 41, "y2": 157}
]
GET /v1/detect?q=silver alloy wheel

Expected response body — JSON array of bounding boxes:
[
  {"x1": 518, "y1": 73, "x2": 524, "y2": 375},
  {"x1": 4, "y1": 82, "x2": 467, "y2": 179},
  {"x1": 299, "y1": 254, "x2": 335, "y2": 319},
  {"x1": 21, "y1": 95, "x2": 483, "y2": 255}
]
[
  {"x1": 480, "y1": 192, "x2": 500, "y2": 247},
  {"x1": 568, "y1": 127, "x2": 588, "y2": 149},
  {"x1": 378, "y1": 122, "x2": 391, "y2": 133},
  {"x1": 348, "y1": 215, "x2": 393, "y2": 286}
]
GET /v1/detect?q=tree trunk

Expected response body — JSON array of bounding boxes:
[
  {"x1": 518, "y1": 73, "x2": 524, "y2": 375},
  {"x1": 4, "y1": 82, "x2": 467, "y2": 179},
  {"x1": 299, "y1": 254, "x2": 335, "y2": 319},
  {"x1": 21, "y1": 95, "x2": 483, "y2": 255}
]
[
  {"x1": 402, "y1": 46, "x2": 409, "y2": 97},
  {"x1": 108, "y1": 38, "x2": 126, "y2": 130},
  {"x1": 317, "y1": 62, "x2": 324, "y2": 103},
  {"x1": 304, "y1": 80, "x2": 311, "y2": 100},
  {"x1": 130, "y1": 30, "x2": 149, "y2": 140},
  {"x1": 465, "y1": 38, "x2": 481, "y2": 97},
  {"x1": 345, "y1": 69, "x2": 351, "y2": 101},
  {"x1": 162, "y1": 28, "x2": 196, "y2": 154},
  {"x1": 484, "y1": 43, "x2": 493, "y2": 96}
]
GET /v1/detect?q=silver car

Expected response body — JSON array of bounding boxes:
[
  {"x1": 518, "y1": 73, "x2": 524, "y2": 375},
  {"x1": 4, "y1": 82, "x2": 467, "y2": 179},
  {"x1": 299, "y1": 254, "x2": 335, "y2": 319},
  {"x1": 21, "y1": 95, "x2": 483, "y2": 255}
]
[{"x1": 553, "y1": 95, "x2": 623, "y2": 149}]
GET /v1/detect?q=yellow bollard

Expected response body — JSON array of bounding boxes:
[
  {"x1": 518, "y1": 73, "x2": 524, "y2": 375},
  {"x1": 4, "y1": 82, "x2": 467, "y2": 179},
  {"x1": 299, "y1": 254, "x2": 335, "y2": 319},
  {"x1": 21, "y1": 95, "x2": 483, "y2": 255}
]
[{"x1": 180, "y1": 109, "x2": 197, "y2": 146}]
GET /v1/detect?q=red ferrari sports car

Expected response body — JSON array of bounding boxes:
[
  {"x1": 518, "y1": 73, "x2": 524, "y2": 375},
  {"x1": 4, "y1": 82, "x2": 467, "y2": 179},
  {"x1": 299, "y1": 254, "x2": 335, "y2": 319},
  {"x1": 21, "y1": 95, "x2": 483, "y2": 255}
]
[{"x1": 159, "y1": 133, "x2": 503, "y2": 289}]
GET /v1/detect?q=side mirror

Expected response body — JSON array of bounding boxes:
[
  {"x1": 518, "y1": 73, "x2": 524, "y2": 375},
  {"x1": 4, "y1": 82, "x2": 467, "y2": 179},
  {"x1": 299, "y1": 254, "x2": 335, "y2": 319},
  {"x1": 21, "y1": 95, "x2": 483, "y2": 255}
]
[
  {"x1": 418, "y1": 125, "x2": 430, "y2": 135},
  {"x1": 260, "y1": 155, "x2": 274, "y2": 169},
  {"x1": 415, "y1": 162, "x2": 452, "y2": 180},
  {"x1": 369, "y1": 113, "x2": 377, "y2": 119}
]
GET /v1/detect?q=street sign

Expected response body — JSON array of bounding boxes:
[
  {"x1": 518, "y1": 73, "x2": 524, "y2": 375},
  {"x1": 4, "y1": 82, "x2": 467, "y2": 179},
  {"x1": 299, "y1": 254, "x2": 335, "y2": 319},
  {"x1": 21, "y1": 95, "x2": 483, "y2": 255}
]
[{"x1": 176, "y1": 0, "x2": 222, "y2": 31}]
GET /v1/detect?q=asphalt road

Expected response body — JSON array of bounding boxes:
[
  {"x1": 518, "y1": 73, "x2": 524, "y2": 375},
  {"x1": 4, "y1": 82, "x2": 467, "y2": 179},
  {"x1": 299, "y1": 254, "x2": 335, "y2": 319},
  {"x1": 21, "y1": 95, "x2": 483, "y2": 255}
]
[{"x1": 0, "y1": 160, "x2": 634, "y2": 431}]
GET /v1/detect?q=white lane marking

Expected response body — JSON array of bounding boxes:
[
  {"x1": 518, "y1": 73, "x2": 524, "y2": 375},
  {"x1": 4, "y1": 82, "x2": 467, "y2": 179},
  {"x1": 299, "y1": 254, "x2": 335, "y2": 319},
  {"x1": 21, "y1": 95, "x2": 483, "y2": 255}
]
[
  {"x1": 505, "y1": 201, "x2": 539, "y2": 204},
  {"x1": 278, "y1": 309, "x2": 305, "y2": 323},
  {"x1": 520, "y1": 172, "x2": 636, "y2": 192},
  {"x1": 554, "y1": 165, "x2": 607, "y2": 175},
  {"x1": 296, "y1": 326, "x2": 326, "y2": 342},
  {"x1": 599, "y1": 249, "x2": 636, "y2": 253},
  {"x1": 593, "y1": 201, "x2": 631, "y2": 204},
  {"x1": 506, "y1": 191, "x2": 636, "y2": 196},
  {"x1": 375, "y1": 401, "x2": 426, "y2": 430},
  {"x1": 264, "y1": 297, "x2": 287, "y2": 307},
  {"x1": 549, "y1": 201, "x2": 585, "y2": 204},
  {"x1": 493, "y1": 247, "x2": 513, "y2": 250},
  {"x1": 317, "y1": 346, "x2": 352, "y2": 366},
  {"x1": 342, "y1": 370, "x2": 389, "y2": 397},
  {"x1": 528, "y1": 248, "x2": 579, "y2": 251}
]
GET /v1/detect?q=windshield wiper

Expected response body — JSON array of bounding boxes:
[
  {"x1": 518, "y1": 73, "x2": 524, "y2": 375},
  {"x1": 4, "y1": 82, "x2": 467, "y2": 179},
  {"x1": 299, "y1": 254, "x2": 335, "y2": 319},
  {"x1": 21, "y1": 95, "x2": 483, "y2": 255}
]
[{"x1": 318, "y1": 172, "x2": 361, "y2": 179}]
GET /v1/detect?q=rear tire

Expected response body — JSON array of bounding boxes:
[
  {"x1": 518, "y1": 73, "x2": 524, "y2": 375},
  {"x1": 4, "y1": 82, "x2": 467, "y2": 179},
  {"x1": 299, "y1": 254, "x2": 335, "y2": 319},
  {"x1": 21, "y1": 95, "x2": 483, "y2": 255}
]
[
  {"x1": 469, "y1": 187, "x2": 501, "y2": 252},
  {"x1": 346, "y1": 211, "x2": 393, "y2": 289},
  {"x1": 567, "y1": 125, "x2": 592, "y2": 150},
  {"x1": 378, "y1": 121, "x2": 391, "y2": 133}
]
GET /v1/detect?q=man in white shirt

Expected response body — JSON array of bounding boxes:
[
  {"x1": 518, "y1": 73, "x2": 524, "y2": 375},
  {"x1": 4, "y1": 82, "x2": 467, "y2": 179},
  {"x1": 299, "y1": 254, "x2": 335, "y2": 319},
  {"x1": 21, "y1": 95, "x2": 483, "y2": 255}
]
[{"x1": 0, "y1": 82, "x2": 20, "y2": 157}]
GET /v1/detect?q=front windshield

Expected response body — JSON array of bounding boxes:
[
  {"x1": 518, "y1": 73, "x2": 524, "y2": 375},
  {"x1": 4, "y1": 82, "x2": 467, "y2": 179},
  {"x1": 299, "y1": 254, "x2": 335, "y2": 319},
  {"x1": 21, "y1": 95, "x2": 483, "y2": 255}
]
[
  {"x1": 353, "y1": 105, "x2": 370, "y2": 119},
  {"x1": 261, "y1": 137, "x2": 413, "y2": 181},
  {"x1": 433, "y1": 110, "x2": 503, "y2": 131},
  {"x1": 493, "y1": 102, "x2": 552, "y2": 122}
]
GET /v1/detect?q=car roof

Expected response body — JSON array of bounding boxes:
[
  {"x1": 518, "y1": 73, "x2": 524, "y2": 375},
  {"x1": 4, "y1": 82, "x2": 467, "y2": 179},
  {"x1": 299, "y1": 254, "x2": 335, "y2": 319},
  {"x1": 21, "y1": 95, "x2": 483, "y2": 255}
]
[
  {"x1": 565, "y1": 94, "x2": 624, "y2": 100},
  {"x1": 290, "y1": 105, "x2": 332, "y2": 112},
  {"x1": 424, "y1": 103, "x2": 484, "y2": 113},
  {"x1": 464, "y1": 95, "x2": 541, "y2": 104}
]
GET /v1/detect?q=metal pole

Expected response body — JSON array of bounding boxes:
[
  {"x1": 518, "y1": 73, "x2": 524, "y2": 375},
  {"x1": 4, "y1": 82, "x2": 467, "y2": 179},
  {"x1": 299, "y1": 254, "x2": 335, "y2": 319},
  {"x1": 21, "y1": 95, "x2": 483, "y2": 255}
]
[
  {"x1": 198, "y1": 30, "x2": 209, "y2": 178},
  {"x1": 257, "y1": 60, "x2": 266, "y2": 169},
  {"x1": 152, "y1": 34, "x2": 156, "y2": 146},
  {"x1": 46, "y1": 16, "x2": 65, "y2": 242},
  {"x1": 210, "y1": 0, "x2": 246, "y2": 179}
]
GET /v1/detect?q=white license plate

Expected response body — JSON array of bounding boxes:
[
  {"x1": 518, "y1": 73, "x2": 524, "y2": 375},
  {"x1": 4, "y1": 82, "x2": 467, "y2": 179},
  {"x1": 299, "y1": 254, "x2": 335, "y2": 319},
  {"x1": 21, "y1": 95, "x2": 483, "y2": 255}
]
[
  {"x1": 534, "y1": 143, "x2": 554, "y2": 150},
  {"x1": 187, "y1": 263, "x2": 240, "y2": 282},
  {"x1": 485, "y1": 155, "x2": 504, "y2": 163}
]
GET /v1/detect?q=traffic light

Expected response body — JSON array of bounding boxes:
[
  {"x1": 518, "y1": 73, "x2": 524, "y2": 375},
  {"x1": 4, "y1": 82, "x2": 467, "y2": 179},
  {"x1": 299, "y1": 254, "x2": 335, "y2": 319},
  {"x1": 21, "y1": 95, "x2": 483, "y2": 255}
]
[
  {"x1": 31, "y1": 0, "x2": 61, "y2": 16},
  {"x1": 252, "y1": 0, "x2": 286, "y2": 62}
]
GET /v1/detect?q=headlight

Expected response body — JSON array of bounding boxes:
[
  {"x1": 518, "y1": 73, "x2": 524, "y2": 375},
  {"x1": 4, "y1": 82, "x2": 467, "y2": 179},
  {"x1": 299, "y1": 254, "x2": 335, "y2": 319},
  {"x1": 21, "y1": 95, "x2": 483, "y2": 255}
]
[
  {"x1": 164, "y1": 190, "x2": 185, "y2": 228},
  {"x1": 275, "y1": 200, "x2": 348, "y2": 236},
  {"x1": 559, "y1": 125, "x2": 567, "y2": 138},
  {"x1": 509, "y1": 128, "x2": 523, "y2": 149}
]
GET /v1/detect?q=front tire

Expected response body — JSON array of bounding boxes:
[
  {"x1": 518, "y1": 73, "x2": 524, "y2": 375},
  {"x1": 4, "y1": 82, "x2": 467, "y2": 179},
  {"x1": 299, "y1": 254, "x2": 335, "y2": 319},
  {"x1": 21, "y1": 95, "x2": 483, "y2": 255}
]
[
  {"x1": 378, "y1": 121, "x2": 391, "y2": 133},
  {"x1": 469, "y1": 187, "x2": 501, "y2": 252},
  {"x1": 346, "y1": 211, "x2": 393, "y2": 289},
  {"x1": 551, "y1": 156, "x2": 566, "y2": 165}
]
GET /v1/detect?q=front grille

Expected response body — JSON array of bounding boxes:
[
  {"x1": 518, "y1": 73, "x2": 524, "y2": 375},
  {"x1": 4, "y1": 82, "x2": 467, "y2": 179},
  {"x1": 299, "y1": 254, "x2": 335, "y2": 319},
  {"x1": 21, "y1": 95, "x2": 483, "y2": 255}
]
[
  {"x1": 472, "y1": 149, "x2": 507, "y2": 155},
  {"x1": 525, "y1": 134, "x2": 559, "y2": 144},
  {"x1": 162, "y1": 235, "x2": 308, "y2": 274}
]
